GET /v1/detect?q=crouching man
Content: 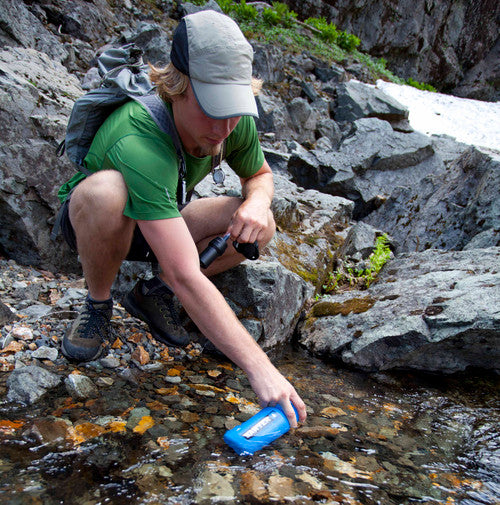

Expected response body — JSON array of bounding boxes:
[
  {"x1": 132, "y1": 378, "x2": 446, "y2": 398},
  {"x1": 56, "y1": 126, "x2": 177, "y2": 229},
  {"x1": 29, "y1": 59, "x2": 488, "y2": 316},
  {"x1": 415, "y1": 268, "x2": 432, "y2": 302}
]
[{"x1": 57, "y1": 10, "x2": 306, "y2": 426}]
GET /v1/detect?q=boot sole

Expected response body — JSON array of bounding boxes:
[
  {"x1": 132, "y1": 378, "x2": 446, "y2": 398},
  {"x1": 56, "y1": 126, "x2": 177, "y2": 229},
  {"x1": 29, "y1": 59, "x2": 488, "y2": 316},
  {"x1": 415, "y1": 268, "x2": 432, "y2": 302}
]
[{"x1": 61, "y1": 338, "x2": 103, "y2": 362}]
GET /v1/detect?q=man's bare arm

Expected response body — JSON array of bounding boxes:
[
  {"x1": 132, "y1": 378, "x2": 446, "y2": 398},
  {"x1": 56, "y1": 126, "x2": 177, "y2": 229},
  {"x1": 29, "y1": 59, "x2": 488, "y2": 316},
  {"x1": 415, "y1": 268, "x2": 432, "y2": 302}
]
[{"x1": 138, "y1": 216, "x2": 306, "y2": 426}]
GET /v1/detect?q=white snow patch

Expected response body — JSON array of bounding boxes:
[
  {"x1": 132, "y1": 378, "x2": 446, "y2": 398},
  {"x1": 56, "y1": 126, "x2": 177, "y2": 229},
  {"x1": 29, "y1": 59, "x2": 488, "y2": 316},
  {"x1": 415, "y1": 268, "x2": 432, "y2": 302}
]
[{"x1": 375, "y1": 80, "x2": 500, "y2": 152}]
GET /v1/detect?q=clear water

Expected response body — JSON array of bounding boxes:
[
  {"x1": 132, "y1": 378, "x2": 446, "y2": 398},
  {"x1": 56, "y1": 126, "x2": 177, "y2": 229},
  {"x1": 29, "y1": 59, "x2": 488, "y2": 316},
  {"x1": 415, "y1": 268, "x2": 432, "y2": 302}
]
[{"x1": 0, "y1": 349, "x2": 498, "y2": 504}]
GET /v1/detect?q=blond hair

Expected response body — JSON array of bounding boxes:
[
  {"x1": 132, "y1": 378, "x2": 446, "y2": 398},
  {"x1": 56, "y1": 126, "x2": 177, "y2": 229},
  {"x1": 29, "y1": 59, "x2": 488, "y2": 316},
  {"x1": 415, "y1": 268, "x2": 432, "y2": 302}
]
[
  {"x1": 149, "y1": 62, "x2": 263, "y2": 102},
  {"x1": 149, "y1": 62, "x2": 190, "y2": 103}
]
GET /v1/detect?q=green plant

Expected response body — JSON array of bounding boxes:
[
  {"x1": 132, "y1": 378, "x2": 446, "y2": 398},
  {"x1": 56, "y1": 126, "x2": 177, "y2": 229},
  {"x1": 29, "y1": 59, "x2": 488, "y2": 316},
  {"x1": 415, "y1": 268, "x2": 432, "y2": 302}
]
[
  {"x1": 322, "y1": 271, "x2": 343, "y2": 293},
  {"x1": 305, "y1": 17, "x2": 360, "y2": 52},
  {"x1": 232, "y1": 0, "x2": 258, "y2": 23},
  {"x1": 216, "y1": 0, "x2": 234, "y2": 14},
  {"x1": 322, "y1": 234, "x2": 392, "y2": 293},
  {"x1": 406, "y1": 77, "x2": 437, "y2": 92},
  {"x1": 272, "y1": 2, "x2": 297, "y2": 27},
  {"x1": 363, "y1": 234, "x2": 392, "y2": 287},
  {"x1": 305, "y1": 17, "x2": 339, "y2": 44},
  {"x1": 337, "y1": 31, "x2": 361, "y2": 51},
  {"x1": 262, "y1": 7, "x2": 281, "y2": 26}
]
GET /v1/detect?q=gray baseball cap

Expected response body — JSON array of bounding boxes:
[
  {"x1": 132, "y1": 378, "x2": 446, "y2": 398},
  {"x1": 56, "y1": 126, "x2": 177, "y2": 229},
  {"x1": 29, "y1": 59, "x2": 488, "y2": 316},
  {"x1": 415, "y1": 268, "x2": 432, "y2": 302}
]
[{"x1": 170, "y1": 10, "x2": 258, "y2": 119}]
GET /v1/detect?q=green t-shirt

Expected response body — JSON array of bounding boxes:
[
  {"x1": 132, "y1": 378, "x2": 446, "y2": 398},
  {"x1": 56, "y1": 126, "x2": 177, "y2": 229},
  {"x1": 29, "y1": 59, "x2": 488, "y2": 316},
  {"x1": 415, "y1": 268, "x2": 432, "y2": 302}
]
[{"x1": 58, "y1": 100, "x2": 265, "y2": 220}]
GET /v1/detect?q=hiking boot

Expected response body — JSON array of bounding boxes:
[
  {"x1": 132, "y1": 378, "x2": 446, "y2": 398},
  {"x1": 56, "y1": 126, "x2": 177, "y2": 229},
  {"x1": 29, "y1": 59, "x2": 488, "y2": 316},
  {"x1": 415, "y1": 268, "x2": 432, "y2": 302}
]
[
  {"x1": 61, "y1": 296, "x2": 113, "y2": 362},
  {"x1": 122, "y1": 276, "x2": 190, "y2": 347}
]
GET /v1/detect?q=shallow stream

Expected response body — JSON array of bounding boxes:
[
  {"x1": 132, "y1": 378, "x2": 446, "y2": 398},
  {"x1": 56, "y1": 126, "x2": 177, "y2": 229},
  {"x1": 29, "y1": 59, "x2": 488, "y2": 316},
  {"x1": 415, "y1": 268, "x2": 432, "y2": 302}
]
[{"x1": 0, "y1": 349, "x2": 498, "y2": 504}]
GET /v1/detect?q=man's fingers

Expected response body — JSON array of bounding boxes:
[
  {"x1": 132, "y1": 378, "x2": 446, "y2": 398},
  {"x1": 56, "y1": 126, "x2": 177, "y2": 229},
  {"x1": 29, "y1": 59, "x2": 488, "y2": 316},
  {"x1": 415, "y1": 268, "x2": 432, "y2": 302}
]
[
  {"x1": 292, "y1": 394, "x2": 307, "y2": 423},
  {"x1": 280, "y1": 400, "x2": 298, "y2": 429}
]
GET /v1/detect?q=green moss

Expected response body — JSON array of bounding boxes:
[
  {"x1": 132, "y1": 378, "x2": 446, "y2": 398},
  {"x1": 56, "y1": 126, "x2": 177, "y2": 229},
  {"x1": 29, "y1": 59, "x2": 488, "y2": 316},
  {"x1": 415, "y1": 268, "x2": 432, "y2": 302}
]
[
  {"x1": 274, "y1": 239, "x2": 318, "y2": 284},
  {"x1": 304, "y1": 235, "x2": 320, "y2": 246},
  {"x1": 310, "y1": 296, "x2": 376, "y2": 317},
  {"x1": 273, "y1": 236, "x2": 335, "y2": 290},
  {"x1": 295, "y1": 264, "x2": 320, "y2": 284}
]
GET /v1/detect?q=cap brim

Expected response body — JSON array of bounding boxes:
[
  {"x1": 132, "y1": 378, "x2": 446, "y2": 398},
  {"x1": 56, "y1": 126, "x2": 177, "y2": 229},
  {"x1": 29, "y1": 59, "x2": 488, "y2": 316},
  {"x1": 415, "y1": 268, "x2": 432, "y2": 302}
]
[{"x1": 191, "y1": 78, "x2": 259, "y2": 119}]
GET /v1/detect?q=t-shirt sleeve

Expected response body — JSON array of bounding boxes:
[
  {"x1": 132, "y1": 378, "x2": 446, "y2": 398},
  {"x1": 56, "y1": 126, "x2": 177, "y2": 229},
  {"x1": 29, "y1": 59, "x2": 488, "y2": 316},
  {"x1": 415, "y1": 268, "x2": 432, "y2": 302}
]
[
  {"x1": 105, "y1": 135, "x2": 181, "y2": 220},
  {"x1": 225, "y1": 115, "x2": 265, "y2": 178}
]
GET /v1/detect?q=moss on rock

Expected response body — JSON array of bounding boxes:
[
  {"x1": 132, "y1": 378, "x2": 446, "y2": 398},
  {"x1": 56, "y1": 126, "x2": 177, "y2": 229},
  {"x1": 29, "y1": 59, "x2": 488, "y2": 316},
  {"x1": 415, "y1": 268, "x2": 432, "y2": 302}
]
[{"x1": 310, "y1": 296, "x2": 376, "y2": 317}]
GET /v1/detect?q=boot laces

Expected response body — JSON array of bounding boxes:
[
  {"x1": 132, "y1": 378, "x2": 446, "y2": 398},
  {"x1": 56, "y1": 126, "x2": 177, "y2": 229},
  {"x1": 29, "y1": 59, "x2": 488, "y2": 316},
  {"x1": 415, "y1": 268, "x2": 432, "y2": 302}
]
[
  {"x1": 76, "y1": 300, "x2": 111, "y2": 340},
  {"x1": 155, "y1": 290, "x2": 181, "y2": 325}
]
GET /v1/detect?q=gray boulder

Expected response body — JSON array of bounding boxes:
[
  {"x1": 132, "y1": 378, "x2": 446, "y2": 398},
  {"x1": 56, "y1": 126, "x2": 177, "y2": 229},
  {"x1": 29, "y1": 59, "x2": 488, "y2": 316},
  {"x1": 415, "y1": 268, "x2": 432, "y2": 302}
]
[
  {"x1": 299, "y1": 247, "x2": 500, "y2": 373},
  {"x1": 269, "y1": 173, "x2": 354, "y2": 291},
  {"x1": 288, "y1": 117, "x2": 442, "y2": 218},
  {"x1": 6, "y1": 365, "x2": 62, "y2": 404},
  {"x1": 0, "y1": 299, "x2": 15, "y2": 326},
  {"x1": 365, "y1": 147, "x2": 500, "y2": 251},
  {"x1": 213, "y1": 260, "x2": 314, "y2": 350},
  {"x1": 255, "y1": 93, "x2": 295, "y2": 140},
  {"x1": 313, "y1": 62, "x2": 347, "y2": 85},
  {"x1": 253, "y1": 42, "x2": 287, "y2": 84},
  {"x1": 0, "y1": 47, "x2": 82, "y2": 272},
  {"x1": 335, "y1": 80, "x2": 409, "y2": 127},
  {"x1": 287, "y1": 97, "x2": 318, "y2": 145}
]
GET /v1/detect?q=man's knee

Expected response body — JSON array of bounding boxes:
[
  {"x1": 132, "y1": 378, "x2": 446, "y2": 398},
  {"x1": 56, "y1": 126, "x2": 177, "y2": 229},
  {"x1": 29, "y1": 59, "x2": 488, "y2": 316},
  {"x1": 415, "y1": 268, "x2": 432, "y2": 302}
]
[
  {"x1": 70, "y1": 170, "x2": 128, "y2": 220},
  {"x1": 69, "y1": 170, "x2": 131, "y2": 233}
]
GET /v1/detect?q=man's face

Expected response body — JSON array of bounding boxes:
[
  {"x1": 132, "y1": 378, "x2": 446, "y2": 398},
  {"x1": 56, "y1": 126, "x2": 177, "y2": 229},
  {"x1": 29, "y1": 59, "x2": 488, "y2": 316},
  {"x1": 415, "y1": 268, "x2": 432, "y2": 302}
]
[{"x1": 172, "y1": 84, "x2": 241, "y2": 158}]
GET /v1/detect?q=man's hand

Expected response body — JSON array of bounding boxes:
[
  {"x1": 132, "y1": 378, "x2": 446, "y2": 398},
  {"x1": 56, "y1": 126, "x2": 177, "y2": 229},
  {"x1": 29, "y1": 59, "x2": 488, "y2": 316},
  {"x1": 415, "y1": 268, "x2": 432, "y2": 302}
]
[
  {"x1": 228, "y1": 197, "x2": 271, "y2": 244},
  {"x1": 228, "y1": 161, "x2": 274, "y2": 244},
  {"x1": 247, "y1": 362, "x2": 307, "y2": 428}
]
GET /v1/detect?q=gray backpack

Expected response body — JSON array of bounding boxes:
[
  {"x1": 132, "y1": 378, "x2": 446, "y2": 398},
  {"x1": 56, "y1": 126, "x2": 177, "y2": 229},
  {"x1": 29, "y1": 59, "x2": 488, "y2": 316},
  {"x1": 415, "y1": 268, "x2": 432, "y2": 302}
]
[{"x1": 57, "y1": 43, "x2": 188, "y2": 205}]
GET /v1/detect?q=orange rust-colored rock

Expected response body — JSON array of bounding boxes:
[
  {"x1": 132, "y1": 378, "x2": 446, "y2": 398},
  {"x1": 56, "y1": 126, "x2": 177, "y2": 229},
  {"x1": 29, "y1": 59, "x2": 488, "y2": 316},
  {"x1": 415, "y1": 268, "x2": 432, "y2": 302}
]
[{"x1": 131, "y1": 345, "x2": 150, "y2": 365}]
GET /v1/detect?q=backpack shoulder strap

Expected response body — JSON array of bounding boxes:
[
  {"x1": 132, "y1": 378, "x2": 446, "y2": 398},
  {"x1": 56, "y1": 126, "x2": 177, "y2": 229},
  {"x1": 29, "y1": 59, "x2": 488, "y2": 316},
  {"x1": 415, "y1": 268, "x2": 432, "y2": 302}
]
[{"x1": 134, "y1": 94, "x2": 187, "y2": 206}]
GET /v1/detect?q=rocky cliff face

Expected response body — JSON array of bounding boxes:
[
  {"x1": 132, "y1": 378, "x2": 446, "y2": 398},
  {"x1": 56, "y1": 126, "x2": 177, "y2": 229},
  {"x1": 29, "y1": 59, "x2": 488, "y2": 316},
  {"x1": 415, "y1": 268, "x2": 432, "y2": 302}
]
[
  {"x1": 283, "y1": 0, "x2": 500, "y2": 101},
  {"x1": 0, "y1": 0, "x2": 499, "y2": 374}
]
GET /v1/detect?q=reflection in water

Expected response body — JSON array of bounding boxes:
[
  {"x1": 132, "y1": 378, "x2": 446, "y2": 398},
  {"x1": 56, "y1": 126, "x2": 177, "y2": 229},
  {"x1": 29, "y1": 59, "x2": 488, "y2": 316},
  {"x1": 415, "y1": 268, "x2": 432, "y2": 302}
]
[{"x1": 0, "y1": 349, "x2": 498, "y2": 504}]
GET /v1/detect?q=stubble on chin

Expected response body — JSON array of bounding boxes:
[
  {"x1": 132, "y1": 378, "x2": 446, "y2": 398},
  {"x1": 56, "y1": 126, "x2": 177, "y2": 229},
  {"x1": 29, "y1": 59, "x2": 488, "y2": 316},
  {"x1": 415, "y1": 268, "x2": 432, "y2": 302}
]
[{"x1": 192, "y1": 142, "x2": 222, "y2": 158}]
